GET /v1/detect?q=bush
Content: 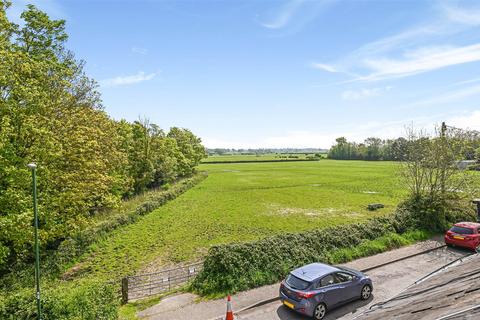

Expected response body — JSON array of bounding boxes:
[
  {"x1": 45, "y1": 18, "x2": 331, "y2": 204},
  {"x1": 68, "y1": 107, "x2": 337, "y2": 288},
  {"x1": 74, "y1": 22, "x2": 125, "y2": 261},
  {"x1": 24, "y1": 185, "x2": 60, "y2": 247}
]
[
  {"x1": 0, "y1": 279, "x2": 118, "y2": 320},
  {"x1": 394, "y1": 196, "x2": 476, "y2": 233},
  {"x1": 191, "y1": 216, "x2": 395, "y2": 296}
]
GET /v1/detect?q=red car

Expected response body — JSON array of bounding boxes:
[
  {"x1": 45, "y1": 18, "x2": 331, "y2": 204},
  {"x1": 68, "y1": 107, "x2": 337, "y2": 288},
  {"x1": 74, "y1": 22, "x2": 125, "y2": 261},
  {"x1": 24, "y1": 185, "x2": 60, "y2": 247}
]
[{"x1": 444, "y1": 222, "x2": 480, "y2": 251}]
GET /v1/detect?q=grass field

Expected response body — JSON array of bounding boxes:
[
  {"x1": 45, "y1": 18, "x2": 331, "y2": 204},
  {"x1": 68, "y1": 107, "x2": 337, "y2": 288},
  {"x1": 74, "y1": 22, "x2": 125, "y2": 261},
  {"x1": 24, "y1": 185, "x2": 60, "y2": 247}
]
[
  {"x1": 201, "y1": 153, "x2": 326, "y2": 162},
  {"x1": 71, "y1": 160, "x2": 404, "y2": 282}
]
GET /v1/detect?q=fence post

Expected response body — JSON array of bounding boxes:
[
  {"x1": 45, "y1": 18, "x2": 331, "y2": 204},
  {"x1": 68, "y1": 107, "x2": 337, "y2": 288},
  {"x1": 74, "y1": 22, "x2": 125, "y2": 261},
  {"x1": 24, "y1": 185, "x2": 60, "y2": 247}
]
[{"x1": 121, "y1": 277, "x2": 129, "y2": 304}]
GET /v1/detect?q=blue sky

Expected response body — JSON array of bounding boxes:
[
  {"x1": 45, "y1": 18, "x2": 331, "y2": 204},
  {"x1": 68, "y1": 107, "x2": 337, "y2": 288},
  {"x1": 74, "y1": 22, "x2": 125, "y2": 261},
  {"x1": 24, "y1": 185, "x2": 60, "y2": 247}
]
[{"x1": 8, "y1": 0, "x2": 480, "y2": 148}]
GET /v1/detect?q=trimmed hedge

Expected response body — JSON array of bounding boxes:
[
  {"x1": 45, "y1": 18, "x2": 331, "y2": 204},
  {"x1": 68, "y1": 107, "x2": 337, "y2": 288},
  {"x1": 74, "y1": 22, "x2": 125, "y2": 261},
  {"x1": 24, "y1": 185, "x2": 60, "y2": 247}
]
[{"x1": 192, "y1": 216, "x2": 395, "y2": 295}]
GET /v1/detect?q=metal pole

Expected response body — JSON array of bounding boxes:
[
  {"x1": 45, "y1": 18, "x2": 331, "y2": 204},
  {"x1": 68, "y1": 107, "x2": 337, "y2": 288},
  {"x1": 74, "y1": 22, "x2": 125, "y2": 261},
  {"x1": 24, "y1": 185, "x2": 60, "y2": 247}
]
[{"x1": 28, "y1": 163, "x2": 41, "y2": 320}]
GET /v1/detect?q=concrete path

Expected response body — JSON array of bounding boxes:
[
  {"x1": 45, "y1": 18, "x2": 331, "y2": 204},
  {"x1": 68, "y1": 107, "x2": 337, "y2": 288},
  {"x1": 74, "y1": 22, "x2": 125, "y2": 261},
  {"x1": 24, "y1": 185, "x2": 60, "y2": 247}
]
[{"x1": 138, "y1": 236, "x2": 466, "y2": 320}]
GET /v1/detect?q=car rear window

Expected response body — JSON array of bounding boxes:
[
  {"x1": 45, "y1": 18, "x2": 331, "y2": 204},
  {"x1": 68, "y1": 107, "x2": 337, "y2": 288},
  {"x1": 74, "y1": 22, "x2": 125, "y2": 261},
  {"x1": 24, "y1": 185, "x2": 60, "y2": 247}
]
[
  {"x1": 451, "y1": 226, "x2": 474, "y2": 234},
  {"x1": 286, "y1": 274, "x2": 311, "y2": 290}
]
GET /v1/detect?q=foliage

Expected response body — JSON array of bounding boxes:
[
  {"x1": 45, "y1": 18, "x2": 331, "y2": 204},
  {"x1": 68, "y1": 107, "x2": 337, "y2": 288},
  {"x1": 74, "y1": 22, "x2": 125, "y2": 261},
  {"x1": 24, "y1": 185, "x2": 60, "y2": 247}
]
[
  {"x1": 0, "y1": 2, "x2": 205, "y2": 271},
  {"x1": 398, "y1": 125, "x2": 479, "y2": 229},
  {"x1": 0, "y1": 279, "x2": 118, "y2": 320},
  {"x1": 328, "y1": 137, "x2": 408, "y2": 161}
]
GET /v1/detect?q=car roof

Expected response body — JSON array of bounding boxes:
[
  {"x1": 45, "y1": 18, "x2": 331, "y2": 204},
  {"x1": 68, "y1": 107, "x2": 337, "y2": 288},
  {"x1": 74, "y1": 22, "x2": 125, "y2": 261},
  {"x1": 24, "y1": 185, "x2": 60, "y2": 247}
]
[
  {"x1": 290, "y1": 263, "x2": 339, "y2": 282},
  {"x1": 454, "y1": 222, "x2": 480, "y2": 228}
]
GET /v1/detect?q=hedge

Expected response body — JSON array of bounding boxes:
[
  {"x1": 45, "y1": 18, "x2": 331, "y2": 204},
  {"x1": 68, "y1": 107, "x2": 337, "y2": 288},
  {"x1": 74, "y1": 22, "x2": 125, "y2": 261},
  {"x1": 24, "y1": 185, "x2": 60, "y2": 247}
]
[
  {"x1": 0, "y1": 279, "x2": 118, "y2": 320},
  {"x1": 191, "y1": 198, "x2": 476, "y2": 296},
  {"x1": 191, "y1": 216, "x2": 396, "y2": 295}
]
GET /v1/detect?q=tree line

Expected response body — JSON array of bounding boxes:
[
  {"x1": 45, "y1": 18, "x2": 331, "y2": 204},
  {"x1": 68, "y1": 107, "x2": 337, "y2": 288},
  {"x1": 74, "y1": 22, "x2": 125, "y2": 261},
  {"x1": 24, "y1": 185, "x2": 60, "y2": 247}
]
[
  {"x1": 0, "y1": 2, "x2": 205, "y2": 271},
  {"x1": 328, "y1": 137, "x2": 409, "y2": 161}
]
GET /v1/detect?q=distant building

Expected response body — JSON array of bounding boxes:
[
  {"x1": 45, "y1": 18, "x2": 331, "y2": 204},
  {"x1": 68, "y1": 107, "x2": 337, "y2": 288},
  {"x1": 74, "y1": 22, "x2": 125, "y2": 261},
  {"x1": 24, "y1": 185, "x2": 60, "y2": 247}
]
[{"x1": 456, "y1": 160, "x2": 476, "y2": 170}]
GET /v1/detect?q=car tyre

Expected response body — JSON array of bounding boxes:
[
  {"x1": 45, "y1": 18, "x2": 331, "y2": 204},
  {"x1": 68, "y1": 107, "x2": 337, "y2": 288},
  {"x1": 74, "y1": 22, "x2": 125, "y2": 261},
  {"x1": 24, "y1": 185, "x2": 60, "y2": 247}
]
[
  {"x1": 361, "y1": 284, "x2": 372, "y2": 300},
  {"x1": 313, "y1": 303, "x2": 327, "y2": 320}
]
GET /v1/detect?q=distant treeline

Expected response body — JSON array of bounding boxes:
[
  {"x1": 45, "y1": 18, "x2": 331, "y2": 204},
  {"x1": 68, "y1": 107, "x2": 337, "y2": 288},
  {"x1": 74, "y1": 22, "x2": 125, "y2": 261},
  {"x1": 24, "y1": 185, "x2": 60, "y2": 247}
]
[
  {"x1": 328, "y1": 137, "x2": 409, "y2": 161},
  {"x1": 208, "y1": 148, "x2": 328, "y2": 155},
  {"x1": 0, "y1": 4, "x2": 205, "y2": 271}
]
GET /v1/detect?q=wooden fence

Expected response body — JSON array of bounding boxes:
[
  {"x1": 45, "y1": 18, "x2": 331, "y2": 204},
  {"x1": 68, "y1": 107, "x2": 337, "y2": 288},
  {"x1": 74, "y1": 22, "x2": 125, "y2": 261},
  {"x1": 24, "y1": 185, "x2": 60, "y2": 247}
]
[{"x1": 121, "y1": 262, "x2": 203, "y2": 303}]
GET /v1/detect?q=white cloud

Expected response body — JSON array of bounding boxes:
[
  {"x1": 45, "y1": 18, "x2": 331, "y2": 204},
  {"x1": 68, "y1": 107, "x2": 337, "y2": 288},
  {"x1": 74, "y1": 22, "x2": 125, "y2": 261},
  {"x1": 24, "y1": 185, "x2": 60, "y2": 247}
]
[
  {"x1": 259, "y1": 0, "x2": 305, "y2": 29},
  {"x1": 258, "y1": 0, "x2": 336, "y2": 33},
  {"x1": 359, "y1": 44, "x2": 480, "y2": 81},
  {"x1": 446, "y1": 111, "x2": 480, "y2": 131},
  {"x1": 313, "y1": 3, "x2": 480, "y2": 82},
  {"x1": 131, "y1": 47, "x2": 148, "y2": 55},
  {"x1": 409, "y1": 84, "x2": 480, "y2": 108},
  {"x1": 100, "y1": 71, "x2": 156, "y2": 87},
  {"x1": 341, "y1": 86, "x2": 392, "y2": 101},
  {"x1": 442, "y1": 4, "x2": 480, "y2": 26},
  {"x1": 311, "y1": 63, "x2": 339, "y2": 73}
]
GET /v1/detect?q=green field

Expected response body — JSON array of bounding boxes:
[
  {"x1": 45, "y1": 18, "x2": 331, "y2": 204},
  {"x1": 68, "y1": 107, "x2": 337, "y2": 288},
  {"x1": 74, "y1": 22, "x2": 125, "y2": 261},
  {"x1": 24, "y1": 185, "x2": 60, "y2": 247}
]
[
  {"x1": 72, "y1": 160, "x2": 404, "y2": 280},
  {"x1": 202, "y1": 153, "x2": 325, "y2": 163}
]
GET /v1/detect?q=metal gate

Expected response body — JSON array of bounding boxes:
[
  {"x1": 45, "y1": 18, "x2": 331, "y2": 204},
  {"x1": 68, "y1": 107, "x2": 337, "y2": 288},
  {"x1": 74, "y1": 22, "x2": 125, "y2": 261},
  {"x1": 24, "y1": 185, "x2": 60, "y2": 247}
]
[{"x1": 121, "y1": 262, "x2": 203, "y2": 302}]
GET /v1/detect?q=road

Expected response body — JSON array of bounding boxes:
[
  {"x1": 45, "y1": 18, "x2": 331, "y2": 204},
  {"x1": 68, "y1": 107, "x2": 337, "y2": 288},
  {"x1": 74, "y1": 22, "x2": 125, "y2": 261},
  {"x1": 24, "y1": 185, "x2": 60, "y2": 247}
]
[{"x1": 236, "y1": 246, "x2": 470, "y2": 320}]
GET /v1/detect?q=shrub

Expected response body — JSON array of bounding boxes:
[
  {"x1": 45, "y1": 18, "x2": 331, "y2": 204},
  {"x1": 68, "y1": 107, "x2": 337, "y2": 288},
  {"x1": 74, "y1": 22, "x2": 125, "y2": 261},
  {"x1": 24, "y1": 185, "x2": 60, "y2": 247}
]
[
  {"x1": 0, "y1": 279, "x2": 118, "y2": 320},
  {"x1": 394, "y1": 196, "x2": 475, "y2": 233}
]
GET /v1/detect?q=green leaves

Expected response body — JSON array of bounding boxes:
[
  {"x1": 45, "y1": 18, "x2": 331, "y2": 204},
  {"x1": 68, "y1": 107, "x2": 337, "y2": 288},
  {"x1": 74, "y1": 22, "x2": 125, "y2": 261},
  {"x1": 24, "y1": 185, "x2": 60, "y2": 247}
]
[{"x1": 0, "y1": 3, "x2": 205, "y2": 273}]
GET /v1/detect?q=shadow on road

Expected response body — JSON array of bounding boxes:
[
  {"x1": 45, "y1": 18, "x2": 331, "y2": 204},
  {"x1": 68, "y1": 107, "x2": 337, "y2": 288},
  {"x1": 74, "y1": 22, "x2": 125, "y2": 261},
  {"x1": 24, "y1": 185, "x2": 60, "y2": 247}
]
[{"x1": 275, "y1": 295, "x2": 373, "y2": 320}]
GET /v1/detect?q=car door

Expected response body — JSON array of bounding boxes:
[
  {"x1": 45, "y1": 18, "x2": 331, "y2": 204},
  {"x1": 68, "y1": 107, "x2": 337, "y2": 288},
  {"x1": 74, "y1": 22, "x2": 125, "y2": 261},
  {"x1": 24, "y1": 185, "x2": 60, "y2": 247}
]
[
  {"x1": 316, "y1": 273, "x2": 344, "y2": 308},
  {"x1": 333, "y1": 272, "x2": 358, "y2": 302}
]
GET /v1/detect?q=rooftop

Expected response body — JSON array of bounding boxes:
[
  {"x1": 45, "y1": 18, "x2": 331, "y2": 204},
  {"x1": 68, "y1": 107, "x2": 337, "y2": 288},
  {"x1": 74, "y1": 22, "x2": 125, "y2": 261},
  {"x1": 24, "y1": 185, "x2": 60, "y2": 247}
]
[{"x1": 356, "y1": 254, "x2": 480, "y2": 320}]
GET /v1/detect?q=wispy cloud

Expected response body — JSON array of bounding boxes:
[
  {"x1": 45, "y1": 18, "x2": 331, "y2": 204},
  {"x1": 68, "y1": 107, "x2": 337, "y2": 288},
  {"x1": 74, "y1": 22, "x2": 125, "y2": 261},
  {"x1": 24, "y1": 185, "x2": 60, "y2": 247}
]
[
  {"x1": 131, "y1": 46, "x2": 148, "y2": 55},
  {"x1": 100, "y1": 71, "x2": 156, "y2": 87},
  {"x1": 259, "y1": 0, "x2": 304, "y2": 29},
  {"x1": 313, "y1": 3, "x2": 480, "y2": 82},
  {"x1": 341, "y1": 86, "x2": 392, "y2": 101},
  {"x1": 310, "y1": 63, "x2": 339, "y2": 73},
  {"x1": 408, "y1": 84, "x2": 480, "y2": 108},
  {"x1": 258, "y1": 0, "x2": 336, "y2": 33},
  {"x1": 442, "y1": 3, "x2": 480, "y2": 26},
  {"x1": 359, "y1": 44, "x2": 480, "y2": 81}
]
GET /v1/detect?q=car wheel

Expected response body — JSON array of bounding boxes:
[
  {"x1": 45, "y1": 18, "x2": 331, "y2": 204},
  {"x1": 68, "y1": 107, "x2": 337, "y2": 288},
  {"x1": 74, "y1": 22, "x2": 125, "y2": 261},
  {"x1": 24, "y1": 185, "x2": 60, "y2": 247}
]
[
  {"x1": 313, "y1": 303, "x2": 327, "y2": 320},
  {"x1": 361, "y1": 285, "x2": 372, "y2": 300}
]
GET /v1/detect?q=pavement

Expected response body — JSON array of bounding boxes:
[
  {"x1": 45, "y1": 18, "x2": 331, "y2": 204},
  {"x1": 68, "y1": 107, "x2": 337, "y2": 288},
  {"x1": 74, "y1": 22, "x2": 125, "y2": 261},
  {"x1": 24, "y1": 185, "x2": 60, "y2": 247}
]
[{"x1": 137, "y1": 236, "x2": 471, "y2": 320}]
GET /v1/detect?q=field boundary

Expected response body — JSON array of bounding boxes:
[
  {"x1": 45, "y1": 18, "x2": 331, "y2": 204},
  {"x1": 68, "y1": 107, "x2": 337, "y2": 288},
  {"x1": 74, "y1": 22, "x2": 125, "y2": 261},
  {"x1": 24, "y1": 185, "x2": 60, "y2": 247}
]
[{"x1": 201, "y1": 159, "x2": 320, "y2": 164}]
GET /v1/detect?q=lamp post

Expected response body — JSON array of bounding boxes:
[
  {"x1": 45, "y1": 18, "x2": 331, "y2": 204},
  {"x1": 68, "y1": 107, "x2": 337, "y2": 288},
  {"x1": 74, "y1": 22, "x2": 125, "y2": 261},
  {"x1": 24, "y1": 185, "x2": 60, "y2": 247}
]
[{"x1": 27, "y1": 163, "x2": 41, "y2": 320}]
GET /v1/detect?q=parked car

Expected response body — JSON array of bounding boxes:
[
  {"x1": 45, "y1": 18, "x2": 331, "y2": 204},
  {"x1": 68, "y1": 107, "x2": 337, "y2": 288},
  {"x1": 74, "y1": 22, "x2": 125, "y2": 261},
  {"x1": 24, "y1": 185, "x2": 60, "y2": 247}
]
[
  {"x1": 444, "y1": 222, "x2": 480, "y2": 251},
  {"x1": 279, "y1": 263, "x2": 373, "y2": 320}
]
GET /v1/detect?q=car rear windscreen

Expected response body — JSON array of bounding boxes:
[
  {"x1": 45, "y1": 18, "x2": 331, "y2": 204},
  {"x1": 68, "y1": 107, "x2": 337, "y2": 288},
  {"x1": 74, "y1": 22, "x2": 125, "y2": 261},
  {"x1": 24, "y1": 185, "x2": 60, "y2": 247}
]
[
  {"x1": 286, "y1": 274, "x2": 311, "y2": 290},
  {"x1": 451, "y1": 226, "x2": 474, "y2": 234}
]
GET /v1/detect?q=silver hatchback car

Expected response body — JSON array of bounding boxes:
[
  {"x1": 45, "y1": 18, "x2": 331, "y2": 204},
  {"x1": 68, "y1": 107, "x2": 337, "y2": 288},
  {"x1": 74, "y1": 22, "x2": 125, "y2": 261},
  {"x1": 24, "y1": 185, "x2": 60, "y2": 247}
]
[{"x1": 279, "y1": 263, "x2": 373, "y2": 320}]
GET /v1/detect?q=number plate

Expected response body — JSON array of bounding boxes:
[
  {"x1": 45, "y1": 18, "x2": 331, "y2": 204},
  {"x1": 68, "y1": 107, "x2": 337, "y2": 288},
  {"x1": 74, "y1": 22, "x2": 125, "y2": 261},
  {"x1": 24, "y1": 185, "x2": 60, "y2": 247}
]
[
  {"x1": 453, "y1": 236, "x2": 464, "y2": 240},
  {"x1": 284, "y1": 301, "x2": 294, "y2": 309}
]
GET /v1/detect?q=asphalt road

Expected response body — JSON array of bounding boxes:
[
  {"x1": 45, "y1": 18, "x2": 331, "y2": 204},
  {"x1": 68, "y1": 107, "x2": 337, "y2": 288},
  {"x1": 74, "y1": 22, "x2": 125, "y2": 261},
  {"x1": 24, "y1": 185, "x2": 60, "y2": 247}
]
[{"x1": 236, "y1": 246, "x2": 471, "y2": 320}]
